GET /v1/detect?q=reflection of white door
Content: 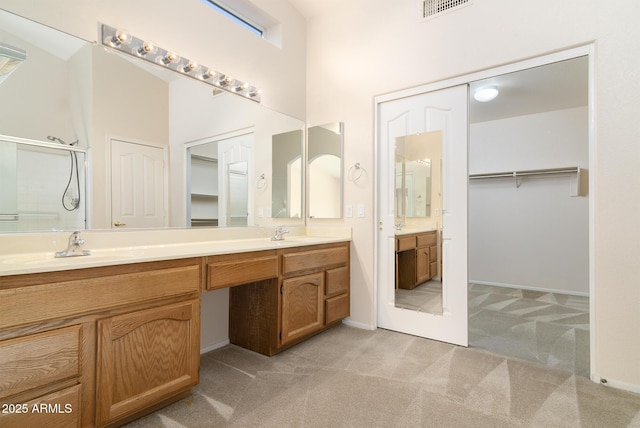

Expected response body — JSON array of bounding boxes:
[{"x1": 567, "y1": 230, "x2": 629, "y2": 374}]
[
  {"x1": 377, "y1": 85, "x2": 468, "y2": 346},
  {"x1": 218, "y1": 131, "x2": 253, "y2": 227},
  {"x1": 110, "y1": 139, "x2": 167, "y2": 229}
]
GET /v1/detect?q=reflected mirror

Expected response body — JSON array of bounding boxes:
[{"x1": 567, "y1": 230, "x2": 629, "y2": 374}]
[
  {"x1": 394, "y1": 131, "x2": 443, "y2": 314},
  {"x1": 307, "y1": 122, "x2": 343, "y2": 219},
  {"x1": 272, "y1": 129, "x2": 303, "y2": 218},
  {"x1": 0, "y1": 8, "x2": 305, "y2": 232}
]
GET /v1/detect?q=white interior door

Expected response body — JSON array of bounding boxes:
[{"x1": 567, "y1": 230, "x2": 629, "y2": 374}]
[
  {"x1": 110, "y1": 139, "x2": 167, "y2": 229},
  {"x1": 217, "y1": 131, "x2": 254, "y2": 227},
  {"x1": 377, "y1": 85, "x2": 469, "y2": 346}
]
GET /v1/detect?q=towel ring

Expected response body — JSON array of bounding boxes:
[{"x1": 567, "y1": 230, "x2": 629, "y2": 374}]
[
  {"x1": 255, "y1": 173, "x2": 267, "y2": 190},
  {"x1": 348, "y1": 163, "x2": 366, "y2": 182}
]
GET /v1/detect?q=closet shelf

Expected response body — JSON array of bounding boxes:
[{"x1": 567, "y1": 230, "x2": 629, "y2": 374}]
[{"x1": 469, "y1": 166, "x2": 582, "y2": 196}]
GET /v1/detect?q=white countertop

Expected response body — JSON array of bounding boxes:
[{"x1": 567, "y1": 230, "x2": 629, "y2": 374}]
[
  {"x1": 395, "y1": 228, "x2": 436, "y2": 236},
  {"x1": 0, "y1": 227, "x2": 351, "y2": 277}
]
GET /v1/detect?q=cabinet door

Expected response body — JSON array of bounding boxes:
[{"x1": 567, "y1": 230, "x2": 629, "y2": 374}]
[
  {"x1": 281, "y1": 272, "x2": 324, "y2": 346},
  {"x1": 96, "y1": 299, "x2": 200, "y2": 426},
  {"x1": 416, "y1": 247, "x2": 431, "y2": 284}
]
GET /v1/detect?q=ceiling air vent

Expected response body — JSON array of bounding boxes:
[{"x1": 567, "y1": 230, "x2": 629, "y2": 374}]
[{"x1": 421, "y1": 0, "x2": 472, "y2": 20}]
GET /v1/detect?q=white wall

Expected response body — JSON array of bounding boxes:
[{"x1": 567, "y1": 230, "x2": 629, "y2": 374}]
[
  {"x1": 469, "y1": 107, "x2": 589, "y2": 295},
  {"x1": 305, "y1": 0, "x2": 640, "y2": 389}
]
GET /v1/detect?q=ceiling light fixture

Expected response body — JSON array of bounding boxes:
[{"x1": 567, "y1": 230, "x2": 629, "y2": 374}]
[
  {"x1": 101, "y1": 24, "x2": 262, "y2": 103},
  {"x1": 473, "y1": 86, "x2": 499, "y2": 102}
]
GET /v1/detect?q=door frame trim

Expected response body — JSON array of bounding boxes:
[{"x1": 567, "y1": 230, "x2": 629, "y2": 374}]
[{"x1": 373, "y1": 43, "x2": 596, "y2": 377}]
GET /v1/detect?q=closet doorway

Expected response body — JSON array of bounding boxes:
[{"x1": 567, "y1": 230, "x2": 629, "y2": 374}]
[{"x1": 467, "y1": 55, "x2": 591, "y2": 376}]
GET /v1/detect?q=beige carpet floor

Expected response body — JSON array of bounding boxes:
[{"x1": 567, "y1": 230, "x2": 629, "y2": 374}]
[
  {"x1": 468, "y1": 283, "x2": 590, "y2": 377},
  {"x1": 125, "y1": 325, "x2": 640, "y2": 427}
]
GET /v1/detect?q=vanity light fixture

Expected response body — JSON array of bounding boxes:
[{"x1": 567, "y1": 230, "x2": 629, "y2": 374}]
[
  {"x1": 101, "y1": 24, "x2": 262, "y2": 103},
  {"x1": 473, "y1": 86, "x2": 499, "y2": 102}
]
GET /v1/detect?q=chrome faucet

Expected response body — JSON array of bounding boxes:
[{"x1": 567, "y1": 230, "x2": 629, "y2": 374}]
[
  {"x1": 271, "y1": 226, "x2": 289, "y2": 241},
  {"x1": 55, "y1": 231, "x2": 91, "y2": 258},
  {"x1": 395, "y1": 221, "x2": 405, "y2": 231}
]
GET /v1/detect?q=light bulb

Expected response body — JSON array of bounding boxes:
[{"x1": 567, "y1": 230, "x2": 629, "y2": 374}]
[
  {"x1": 105, "y1": 29, "x2": 131, "y2": 47},
  {"x1": 134, "y1": 41, "x2": 157, "y2": 57},
  {"x1": 182, "y1": 61, "x2": 199, "y2": 73},
  {"x1": 157, "y1": 52, "x2": 180, "y2": 65},
  {"x1": 200, "y1": 68, "x2": 215, "y2": 80}
]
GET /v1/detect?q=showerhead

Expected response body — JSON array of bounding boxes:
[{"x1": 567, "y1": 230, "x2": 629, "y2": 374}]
[{"x1": 47, "y1": 136, "x2": 78, "y2": 146}]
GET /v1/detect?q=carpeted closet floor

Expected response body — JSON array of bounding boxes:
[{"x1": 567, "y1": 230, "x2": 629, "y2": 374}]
[
  {"x1": 468, "y1": 283, "x2": 590, "y2": 377},
  {"x1": 125, "y1": 324, "x2": 640, "y2": 427}
]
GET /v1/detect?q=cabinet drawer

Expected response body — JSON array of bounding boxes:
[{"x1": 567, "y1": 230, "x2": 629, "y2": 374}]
[
  {"x1": 0, "y1": 325, "x2": 80, "y2": 399},
  {"x1": 0, "y1": 384, "x2": 81, "y2": 428},
  {"x1": 417, "y1": 232, "x2": 437, "y2": 247},
  {"x1": 282, "y1": 245, "x2": 348, "y2": 275},
  {"x1": 396, "y1": 236, "x2": 416, "y2": 252},
  {"x1": 325, "y1": 266, "x2": 349, "y2": 297},
  {"x1": 208, "y1": 254, "x2": 278, "y2": 289},
  {"x1": 325, "y1": 294, "x2": 349, "y2": 325}
]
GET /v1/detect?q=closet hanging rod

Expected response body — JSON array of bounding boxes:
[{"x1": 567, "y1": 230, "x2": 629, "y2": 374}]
[{"x1": 469, "y1": 167, "x2": 580, "y2": 180}]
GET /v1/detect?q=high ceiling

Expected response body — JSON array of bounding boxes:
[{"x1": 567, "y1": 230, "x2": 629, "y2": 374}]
[
  {"x1": 288, "y1": 0, "x2": 340, "y2": 19},
  {"x1": 287, "y1": 2, "x2": 588, "y2": 123}
]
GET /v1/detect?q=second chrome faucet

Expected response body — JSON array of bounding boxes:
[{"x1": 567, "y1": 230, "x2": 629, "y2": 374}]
[{"x1": 271, "y1": 226, "x2": 289, "y2": 241}]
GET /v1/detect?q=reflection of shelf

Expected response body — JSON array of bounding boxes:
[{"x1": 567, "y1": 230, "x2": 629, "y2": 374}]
[
  {"x1": 191, "y1": 193, "x2": 218, "y2": 199},
  {"x1": 191, "y1": 218, "x2": 218, "y2": 227}
]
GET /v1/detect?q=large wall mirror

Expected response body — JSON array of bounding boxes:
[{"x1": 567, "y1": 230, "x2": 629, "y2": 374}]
[
  {"x1": 307, "y1": 122, "x2": 343, "y2": 219},
  {"x1": 0, "y1": 8, "x2": 305, "y2": 232}
]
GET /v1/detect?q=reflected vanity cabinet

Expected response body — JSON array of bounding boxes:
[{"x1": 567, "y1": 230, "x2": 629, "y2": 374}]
[
  {"x1": 207, "y1": 241, "x2": 350, "y2": 357},
  {"x1": 0, "y1": 258, "x2": 201, "y2": 428},
  {"x1": 396, "y1": 230, "x2": 438, "y2": 289}
]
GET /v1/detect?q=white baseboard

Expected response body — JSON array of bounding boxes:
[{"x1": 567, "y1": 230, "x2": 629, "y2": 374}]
[
  {"x1": 591, "y1": 373, "x2": 640, "y2": 394},
  {"x1": 469, "y1": 280, "x2": 589, "y2": 297},
  {"x1": 342, "y1": 318, "x2": 376, "y2": 331},
  {"x1": 200, "y1": 339, "x2": 230, "y2": 355}
]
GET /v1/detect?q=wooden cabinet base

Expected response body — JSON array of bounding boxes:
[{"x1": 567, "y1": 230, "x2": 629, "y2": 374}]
[
  {"x1": 229, "y1": 279, "x2": 279, "y2": 356},
  {"x1": 226, "y1": 242, "x2": 350, "y2": 357}
]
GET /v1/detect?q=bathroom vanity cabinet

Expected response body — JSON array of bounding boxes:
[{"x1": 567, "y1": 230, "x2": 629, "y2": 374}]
[
  {"x1": 208, "y1": 241, "x2": 350, "y2": 356},
  {"x1": 396, "y1": 230, "x2": 438, "y2": 289},
  {"x1": 0, "y1": 237, "x2": 350, "y2": 427},
  {"x1": 0, "y1": 258, "x2": 202, "y2": 428}
]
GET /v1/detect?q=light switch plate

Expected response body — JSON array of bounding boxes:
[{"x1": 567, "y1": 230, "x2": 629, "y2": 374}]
[
  {"x1": 346, "y1": 205, "x2": 353, "y2": 218},
  {"x1": 357, "y1": 204, "x2": 365, "y2": 218}
]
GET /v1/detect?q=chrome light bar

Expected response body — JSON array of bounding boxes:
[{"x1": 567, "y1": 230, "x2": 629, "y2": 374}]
[{"x1": 101, "y1": 24, "x2": 261, "y2": 103}]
